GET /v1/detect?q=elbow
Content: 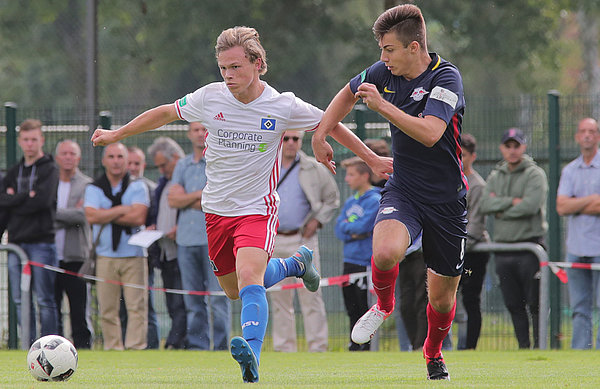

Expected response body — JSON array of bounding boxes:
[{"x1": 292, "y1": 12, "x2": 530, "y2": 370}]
[{"x1": 421, "y1": 133, "x2": 443, "y2": 148}]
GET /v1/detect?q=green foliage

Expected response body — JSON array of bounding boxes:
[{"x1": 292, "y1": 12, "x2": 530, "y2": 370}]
[
  {"x1": 421, "y1": 0, "x2": 566, "y2": 95},
  {"x1": 0, "y1": 0, "x2": 597, "y2": 109}
]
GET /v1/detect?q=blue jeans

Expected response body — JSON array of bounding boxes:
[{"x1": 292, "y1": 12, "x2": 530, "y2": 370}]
[
  {"x1": 8, "y1": 242, "x2": 59, "y2": 345},
  {"x1": 567, "y1": 253, "x2": 600, "y2": 349},
  {"x1": 177, "y1": 245, "x2": 231, "y2": 350}
]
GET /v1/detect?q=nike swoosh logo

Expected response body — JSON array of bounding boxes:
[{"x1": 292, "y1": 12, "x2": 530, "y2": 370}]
[
  {"x1": 384, "y1": 87, "x2": 395, "y2": 93},
  {"x1": 456, "y1": 261, "x2": 464, "y2": 270},
  {"x1": 438, "y1": 325, "x2": 451, "y2": 331}
]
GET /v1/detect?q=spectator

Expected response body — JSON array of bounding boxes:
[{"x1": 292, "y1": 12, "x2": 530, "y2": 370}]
[
  {"x1": 147, "y1": 136, "x2": 188, "y2": 349},
  {"x1": 270, "y1": 130, "x2": 339, "y2": 352},
  {"x1": 124, "y1": 145, "x2": 160, "y2": 349},
  {"x1": 84, "y1": 142, "x2": 150, "y2": 350},
  {"x1": 457, "y1": 133, "x2": 490, "y2": 350},
  {"x1": 335, "y1": 156, "x2": 380, "y2": 351},
  {"x1": 54, "y1": 139, "x2": 94, "y2": 349},
  {"x1": 556, "y1": 117, "x2": 600, "y2": 349},
  {"x1": 0, "y1": 119, "x2": 59, "y2": 346},
  {"x1": 480, "y1": 128, "x2": 548, "y2": 349},
  {"x1": 128, "y1": 146, "x2": 158, "y2": 195},
  {"x1": 168, "y1": 122, "x2": 231, "y2": 350}
]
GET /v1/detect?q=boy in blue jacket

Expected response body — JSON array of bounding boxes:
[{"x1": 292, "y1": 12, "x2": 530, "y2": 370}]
[{"x1": 335, "y1": 157, "x2": 382, "y2": 351}]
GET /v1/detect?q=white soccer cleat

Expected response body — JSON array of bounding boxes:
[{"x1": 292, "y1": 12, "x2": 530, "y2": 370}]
[{"x1": 351, "y1": 304, "x2": 392, "y2": 344}]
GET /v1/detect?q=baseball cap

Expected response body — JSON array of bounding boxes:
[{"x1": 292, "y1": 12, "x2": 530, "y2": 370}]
[{"x1": 501, "y1": 128, "x2": 526, "y2": 145}]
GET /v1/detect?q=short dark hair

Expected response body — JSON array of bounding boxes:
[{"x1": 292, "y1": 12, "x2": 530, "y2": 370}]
[
  {"x1": 342, "y1": 156, "x2": 372, "y2": 176},
  {"x1": 373, "y1": 4, "x2": 426, "y2": 48},
  {"x1": 364, "y1": 138, "x2": 391, "y2": 157},
  {"x1": 461, "y1": 133, "x2": 477, "y2": 154}
]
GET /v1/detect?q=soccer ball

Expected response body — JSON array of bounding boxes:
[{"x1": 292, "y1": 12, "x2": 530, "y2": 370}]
[{"x1": 27, "y1": 335, "x2": 78, "y2": 381}]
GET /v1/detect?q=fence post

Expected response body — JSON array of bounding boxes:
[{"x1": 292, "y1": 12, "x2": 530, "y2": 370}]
[
  {"x1": 94, "y1": 111, "x2": 112, "y2": 178},
  {"x1": 547, "y1": 90, "x2": 562, "y2": 349},
  {"x1": 354, "y1": 104, "x2": 367, "y2": 140},
  {"x1": 5, "y1": 102, "x2": 18, "y2": 349},
  {"x1": 5, "y1": 102, "x2": 17, "y2": 167}
]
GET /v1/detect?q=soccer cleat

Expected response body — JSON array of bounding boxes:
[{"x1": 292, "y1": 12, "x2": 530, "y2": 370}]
[
  {"x1": 424, "y1": 352, "x2": 450, "y2": 380},
  {"x1": 351, "y1": 304, "x2": 392, "y2": 344},
  {"x1": 230, "y1": 336, "x2": 259, "y2": 383},
  {"x1": 292, "y1": 245, "x2": 320, "y2": 292}
]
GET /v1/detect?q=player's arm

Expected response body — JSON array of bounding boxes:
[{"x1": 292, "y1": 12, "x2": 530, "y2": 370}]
[
  {"x1": 312, "y1": 84, "x2": 393, "y2": 177},
  {"x1": 355, "y1": 83, "x2": 446, "y2": 147},
  {"x1": 91, "y1": 104, "x2": 179, "y2": 146}
]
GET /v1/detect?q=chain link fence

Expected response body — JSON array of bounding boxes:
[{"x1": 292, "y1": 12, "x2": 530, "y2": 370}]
[{"x1": 2, "y1": 92, "x2": 599, "y2": 351}]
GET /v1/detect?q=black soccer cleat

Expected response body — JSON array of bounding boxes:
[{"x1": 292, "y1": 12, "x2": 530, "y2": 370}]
[{"x1": 425, "y1": 354, "x2": 450, "y2": 380}]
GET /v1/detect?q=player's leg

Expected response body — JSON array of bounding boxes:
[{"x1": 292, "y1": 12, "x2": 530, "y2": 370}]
[
  {"x1": 263, "y1": 246, "x2": 320, "y2": 291},
  {"x1": 420, "y1": 197, "x2": 467, "y2": 380},
  {"x1": 423, "y1": 270, "x2": 460, "y2": 379},
  {"x1": 351, "y1": 219, "x2": 410, "y2": 344},
  {"x1": 214, "y1": 214, "x2": 274, "y2": 383},
  {"x1": 231, "y1": 247, "x2": 268, "y2": 383}
]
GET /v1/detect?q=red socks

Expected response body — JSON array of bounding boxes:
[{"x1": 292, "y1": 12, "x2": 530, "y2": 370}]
[
  {"x1": 424, "y1": 301, "x2": 456, "y2": 358},
  {"x1": 371, "y1": 256, "x2": 398, "y2": 313}
]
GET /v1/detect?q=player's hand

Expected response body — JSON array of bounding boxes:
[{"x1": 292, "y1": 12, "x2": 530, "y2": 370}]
[
  {"x1": 91, "y1": 129, "x2": 118, "y2": 147},
  {"x1": 355, "y1": 83, "x2": 384, "y2": 112},
  {"x1": 311, "y1": 134, "x2": 336, "y2": 175},
  {"x1": 369, "y1": 156, "x2": 393, "y2": 181}
]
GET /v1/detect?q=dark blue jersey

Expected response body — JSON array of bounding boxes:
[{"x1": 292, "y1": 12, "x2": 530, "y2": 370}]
[{"x1": 349, "y1": 53, "x2": 467, "y2": 203}]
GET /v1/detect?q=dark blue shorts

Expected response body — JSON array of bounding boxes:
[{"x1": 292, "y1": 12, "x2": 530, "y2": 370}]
[{"x1": 375, "y1": 187, "x2": 467, "y2": 277}]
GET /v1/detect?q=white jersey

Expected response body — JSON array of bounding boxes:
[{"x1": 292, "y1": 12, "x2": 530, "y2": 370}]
[{"x1": 174, "y1": 81, "x2": 322, "y2": 217}]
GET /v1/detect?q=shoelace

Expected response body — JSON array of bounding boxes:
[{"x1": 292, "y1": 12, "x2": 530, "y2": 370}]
[
  {"x1": 427, "y1": 356, "x2": 444, "y2": 364},
  {"x1": 357, "y1": 308, "x2": 386, "y2": 331}
]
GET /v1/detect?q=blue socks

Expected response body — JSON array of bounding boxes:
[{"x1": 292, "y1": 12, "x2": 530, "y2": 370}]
[
  {"x1": 239, "y1": 284, "x2": 268, "y2": 362},
  {"x1": 263, "y1": 256, "x2": 304, "y2": 288},
  {"x1": 238, "y1": 255, "x2": 305, "y2": 361}
]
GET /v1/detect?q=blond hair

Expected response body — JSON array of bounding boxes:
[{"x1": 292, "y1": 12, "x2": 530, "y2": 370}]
[{"x1": 215, "y1": 26, "x2": 268, "y2": 75}]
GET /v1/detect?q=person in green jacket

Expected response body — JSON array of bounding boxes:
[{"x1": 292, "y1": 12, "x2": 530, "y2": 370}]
[{"x1": 480, "y1": 128, "x2": 548, "y2": 349}]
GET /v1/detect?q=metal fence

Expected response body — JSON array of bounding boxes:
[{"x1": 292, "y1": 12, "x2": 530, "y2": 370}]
[{"x1": 1, "y1": 92, "x2": 598, "y2": 351}]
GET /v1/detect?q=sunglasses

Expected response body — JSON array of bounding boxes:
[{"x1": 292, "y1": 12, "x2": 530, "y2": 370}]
[{"x1": 283, "y1": 136, "x2": 300, "y2": 142}]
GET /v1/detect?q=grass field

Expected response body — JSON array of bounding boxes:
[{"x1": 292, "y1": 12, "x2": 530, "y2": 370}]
[{"x1": 1, "y1": 349, "x2": 599, "y2": 388}]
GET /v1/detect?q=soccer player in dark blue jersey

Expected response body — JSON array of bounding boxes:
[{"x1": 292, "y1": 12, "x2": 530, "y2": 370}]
[{"x1": 312, "y1": 4, "x2": 466, "y2": 380}]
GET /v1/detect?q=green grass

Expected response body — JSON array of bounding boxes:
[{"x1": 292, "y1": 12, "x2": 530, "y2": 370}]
[{"x1": 1, "y1": 349, "x2": 599, "y2": 388}]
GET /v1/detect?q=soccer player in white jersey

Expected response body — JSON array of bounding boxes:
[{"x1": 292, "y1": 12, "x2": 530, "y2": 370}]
[{"x1": 92, "y1": 26, "x2": 390, "y2": 383}]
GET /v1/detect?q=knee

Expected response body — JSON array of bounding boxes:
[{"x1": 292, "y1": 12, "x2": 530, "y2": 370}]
[
  {"x1": 373, "y1": 245, "x2": 403, "y2": 270},
  {"x1": 428, "y1": 293, "x2": 456, "y2": 314}
]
